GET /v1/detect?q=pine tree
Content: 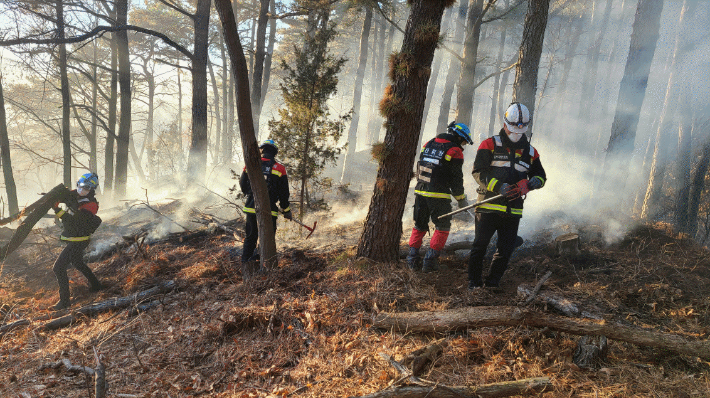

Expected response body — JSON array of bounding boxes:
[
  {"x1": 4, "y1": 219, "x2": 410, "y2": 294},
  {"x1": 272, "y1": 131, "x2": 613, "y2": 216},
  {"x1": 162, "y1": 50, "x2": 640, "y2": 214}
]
[{"x1": 268, "y1": 13, "x2": 350, "y2": 217}]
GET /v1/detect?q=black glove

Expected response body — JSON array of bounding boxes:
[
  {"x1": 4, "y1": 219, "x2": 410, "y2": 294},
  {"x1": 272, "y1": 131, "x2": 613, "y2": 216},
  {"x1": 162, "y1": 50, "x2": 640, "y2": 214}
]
[
  {"x1": 52, "y1": 201, "x2": 61, "y2": 212},
  {"x1": 527, "y1": 177, "x2": 543, "y2": 190},
  {"x1": 282, "y1": 210, "x2": 293, "y2": 220},
  {"x1": 457, "y1": 198, "x2": 469, "y2": 209}
]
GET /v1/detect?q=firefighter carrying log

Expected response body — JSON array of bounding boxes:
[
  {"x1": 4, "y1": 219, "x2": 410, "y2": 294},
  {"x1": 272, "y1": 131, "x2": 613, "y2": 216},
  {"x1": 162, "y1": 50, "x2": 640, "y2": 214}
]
[
  {"x1": 51, "y1": 173, "x2": 104, "y2": 310},
  {"x1": 468, "y1": 103, "x2": 546, "y2": 289},
  {"x1": 406, "y1": 122, "x2": 473, "y2": 272}
]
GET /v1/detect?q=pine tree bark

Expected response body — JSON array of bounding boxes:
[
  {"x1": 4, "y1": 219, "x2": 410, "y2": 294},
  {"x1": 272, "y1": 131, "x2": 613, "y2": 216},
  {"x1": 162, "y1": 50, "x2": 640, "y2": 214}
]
[
  {"x1": 341, "y1": 5, "x2": 373, "y2": 184},
  {"x1": 436, "y1": 2, "x2": 468, "y2": 135},
  {"x1": 187, "y1": 0, "x2": 211, "y2": 182},
  {"x1": 640, "y1": 0, "x2": 687, "y2": 220},
  {"x1": 114, "y1": 0, "x2": 131, "y2": 197},
  {"x1": 511, "y1": 0, "x2": 551, "y2": 137},
  {"x1": 487, "y1": 0, "x2": 509, "y2": 141},
  {"x1": 0, "y1": 75, "x2": 18, "y2": 215},
  {"x1": 104, "y1": 16, "x2": 118, "y2": 193},
  {"x1": 57, "y1": 0, "x2": 72, "y2": 187},
  {"x1": 250, "y1": 0, "x2": 269, "y2": 134},
  {"x1": 602, "y1": 0, "x2": 664, "y2": 192},
  {"x1": 215, "y1": 0, "x2": 277, "y2": 268},
  {"x1": 260, "y1": 0, "x2": 277, "y2": 110},
  {"x1": 208, "y1": 58, "x2": 222, "y2": 167},
  {"x1": 357, "y1": 0, "x2": 452, "y2": 262}
]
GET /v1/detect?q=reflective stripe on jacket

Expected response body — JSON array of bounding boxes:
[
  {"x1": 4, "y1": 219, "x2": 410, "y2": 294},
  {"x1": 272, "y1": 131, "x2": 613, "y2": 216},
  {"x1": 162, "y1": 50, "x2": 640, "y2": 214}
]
[
  {"x1": 414, "y1": 133, "x2": 466, "y2": 202},
  {"x1": 241, "y1": 157, "x2": 291, "y2": 216},
  {"x1": 472, "y1": 130, "x2": 546, "y2": 217}
]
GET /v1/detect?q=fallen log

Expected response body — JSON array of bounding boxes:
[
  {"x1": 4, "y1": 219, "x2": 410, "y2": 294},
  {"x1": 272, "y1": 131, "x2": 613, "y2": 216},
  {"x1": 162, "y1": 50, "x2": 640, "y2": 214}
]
[
  {"x1": 373, "y1": 306, "x2": 710, "y2": 360},
  {"x1": 349, "y1": 377, "x2": 551, "y2": 398},
  {"x1": 40, "y1": 280, "x2": 176, "y2": 331},
  {"x1": 0, "y1": 319, "x2": 30, "y2": 337},
  {"x1": 517, "y1": 285, "x2": 579, "y2": 316}
]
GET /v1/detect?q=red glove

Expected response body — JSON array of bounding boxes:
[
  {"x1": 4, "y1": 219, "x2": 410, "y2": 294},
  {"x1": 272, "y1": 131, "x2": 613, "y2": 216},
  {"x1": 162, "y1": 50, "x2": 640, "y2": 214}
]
[{"x1": 515, "y1": 179, "x2": 530, "y2": 196}]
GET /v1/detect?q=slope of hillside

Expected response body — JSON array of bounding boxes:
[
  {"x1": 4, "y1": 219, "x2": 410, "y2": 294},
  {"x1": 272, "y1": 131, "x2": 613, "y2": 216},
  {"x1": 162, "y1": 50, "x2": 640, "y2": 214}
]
[{"x1": 1, "y1": 208, "x2": 709, "y2": 397}]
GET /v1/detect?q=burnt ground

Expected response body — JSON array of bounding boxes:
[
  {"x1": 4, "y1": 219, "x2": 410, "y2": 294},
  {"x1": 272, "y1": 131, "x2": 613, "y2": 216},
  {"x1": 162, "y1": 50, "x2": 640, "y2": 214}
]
[{"x1": 1, "y1": 205, "x2": 710, "y2": 397}]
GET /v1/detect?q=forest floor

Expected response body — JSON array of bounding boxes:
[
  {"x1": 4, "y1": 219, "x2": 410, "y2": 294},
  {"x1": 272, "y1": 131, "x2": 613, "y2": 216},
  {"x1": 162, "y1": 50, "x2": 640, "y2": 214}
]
[{"x1": 1, "y1": 197, "x2": 710, "y2": 397}]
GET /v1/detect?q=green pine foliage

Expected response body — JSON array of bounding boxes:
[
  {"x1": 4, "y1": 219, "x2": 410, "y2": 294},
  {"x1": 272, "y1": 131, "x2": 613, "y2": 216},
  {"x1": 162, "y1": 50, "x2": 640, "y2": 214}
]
[{"x1": 268, "y1": 18, "x2": 351, "y2": 212}]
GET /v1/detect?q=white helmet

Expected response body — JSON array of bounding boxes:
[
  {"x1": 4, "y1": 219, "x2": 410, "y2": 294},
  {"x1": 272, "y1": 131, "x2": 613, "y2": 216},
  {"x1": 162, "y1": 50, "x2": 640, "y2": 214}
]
[{"x1": 503, "y1": 102, "x2": 531, "y2": 135}]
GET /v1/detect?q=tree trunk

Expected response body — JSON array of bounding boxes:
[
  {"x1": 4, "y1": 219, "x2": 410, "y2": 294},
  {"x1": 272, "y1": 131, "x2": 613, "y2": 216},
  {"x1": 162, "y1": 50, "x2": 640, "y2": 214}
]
[
  {"x1": 0, "y1": 75, "x2": 18, "y2": 215},
  {"x1": 224, "y1": 61, "x2": 234, "y2": 164},
  {"x1": 420, "y1": 4, "x2": 458, "y2": 145},
  {"x1": 57, "y1": 0, "x2": 72, "y2": 187},
  {"x1": 105, "y1": 20, "x2": 118, "y2": 193},
  {"x1": 260, "y1": 0, "x2": 277, "y2": 111},
  {"x1": 487, "y1": 0, "x2": 508, "y2": 141},
  {"x1": 215, "y1": 0, "x2": 277, "y2": 268},
  {"x1": 366, "y1": 14, "x2": 382, "y2": 145},
  {"x1": 455, "y1": 0, "x2": 485, "y2": 128},
  {"x1": 340, "y1": 5, "x2": 373, "y2": 184},
  {"x1": 374, "y1": 306, "x2": 710, "y2": 360},
  {"x1": 511, "y1": 0, "x2": 551, "y2": 137},
  {"x1": 602, "y1": 0, "x2": 664, "y2": 192},
  {"x1": 640, "y1": 0, "x2": 687, "y2": 220},
  {"x1": 208, "y1": 58, "x2": 222, "y2": 167},
  {"x1": 250, "y1": 0, "x2": 269, "y2": 134},
  {"x1": 90, "y1": 39, "x2": 98, "y2": 175},
  {"x1": 356, "y1": 0, "x2": 452, "y2": 262},
  {"x1": 220, "y1": 29, "x2": 229, "y2": 164},
  {"x1": 114, "y1": 0, "x2": 131, "y2": 197},
  {"x1": 574, "y1": 0, "x2": 613, "y2": 156},
  {"x1": 552, "y1": 15, "x2": 582, "y2": 147},
  {"x1": 187, "y1": 0, "x2": 211, "y2": 183},
  {"x1": 687, "y1": 122, "x2": 710, "y2": 237},
  {"x1": 145, "y1": 51, "x2": 156, "y2": 182}
]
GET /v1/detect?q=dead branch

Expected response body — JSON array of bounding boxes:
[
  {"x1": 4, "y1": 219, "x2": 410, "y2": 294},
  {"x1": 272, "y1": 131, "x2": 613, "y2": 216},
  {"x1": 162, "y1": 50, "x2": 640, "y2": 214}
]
[
  {"x1": 39, "y1": 358, "x2": 95, "y2": 376},
  {"x1": 517, "y1": 285, "x2": 579, "y2": 316},
  {"x1": 0, "y1": 319, "x2": 30, "y2": 337},
  {"x1": 373, "y1": 306, "x2": 710, "y2": 360},
  {"x1": 520, "y1": 271, "x2": 552, "y2": 306},
  {"x1": 93, "y1": 347, "x2": 107, "y2": 398},
  {"x1": 400, "y1": 339, "x2": 447, "y2": 377},
  {"x1": 349, "y1": 376, "x2": 551, "y2": 398},
  {"x1": 41, "y1": 280, "x2": 176, "y2": 331}
]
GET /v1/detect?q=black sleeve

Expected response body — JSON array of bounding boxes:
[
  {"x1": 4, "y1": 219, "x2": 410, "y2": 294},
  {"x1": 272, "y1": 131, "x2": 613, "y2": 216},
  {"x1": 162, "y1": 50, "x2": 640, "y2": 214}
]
[
  {"x1": 239, "y1": 169, "x2": 251, "y2": 195},
  {"x1": 279, "y1": 174, "x2": 291, "y2": 211}
]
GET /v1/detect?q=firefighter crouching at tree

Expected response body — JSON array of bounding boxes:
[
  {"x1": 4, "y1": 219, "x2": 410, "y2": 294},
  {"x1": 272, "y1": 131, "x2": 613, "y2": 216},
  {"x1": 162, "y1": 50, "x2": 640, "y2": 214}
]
[
  {"x1": 239, "y1": 139, "x2": 292, "y2": 263},
  {"x1": 468, "y1": 103, "x2": 546, "y2": 289},
  {"x1": 407, "y1": 122, "x2": 473, "y2": 272},
  {"x1": 52, "y1": 173, "x2": 104, "y2": 310}
]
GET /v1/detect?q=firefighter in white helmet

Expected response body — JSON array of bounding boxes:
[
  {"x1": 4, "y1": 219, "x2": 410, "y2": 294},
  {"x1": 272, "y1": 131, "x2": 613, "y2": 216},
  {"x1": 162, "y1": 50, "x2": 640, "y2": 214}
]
[{"x1": 468, "y1": 103, "x2": 546, "y2": 290}]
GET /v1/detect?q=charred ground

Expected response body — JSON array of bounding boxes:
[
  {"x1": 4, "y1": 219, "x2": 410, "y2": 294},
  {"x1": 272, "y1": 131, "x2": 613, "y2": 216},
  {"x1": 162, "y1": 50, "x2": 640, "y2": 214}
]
[{"x1": 1, "y1": 207, "x2": 710, "y2": 397}]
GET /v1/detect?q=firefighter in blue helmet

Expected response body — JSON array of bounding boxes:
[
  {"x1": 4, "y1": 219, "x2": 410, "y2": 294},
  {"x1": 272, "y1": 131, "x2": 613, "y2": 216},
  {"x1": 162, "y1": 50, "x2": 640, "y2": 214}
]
[
  {"x1": 52, "y1": 173, "x2": 104, "y2": 310},
  {"x1": 406, "y1": 122, "x2": 473, "y2": 273},
  {"x1": 239, "y1": 139, "x2": 292, "y2": 263},
  {"x1": 468, "y1": 103, "x2": 546, "y2": 290}
]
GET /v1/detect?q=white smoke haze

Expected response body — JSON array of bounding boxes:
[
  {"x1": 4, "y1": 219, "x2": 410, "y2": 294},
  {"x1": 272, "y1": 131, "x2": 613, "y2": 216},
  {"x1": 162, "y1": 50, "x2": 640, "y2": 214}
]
[{"x1": 0, "y1": 0, "x2": 708, "y2": 256}]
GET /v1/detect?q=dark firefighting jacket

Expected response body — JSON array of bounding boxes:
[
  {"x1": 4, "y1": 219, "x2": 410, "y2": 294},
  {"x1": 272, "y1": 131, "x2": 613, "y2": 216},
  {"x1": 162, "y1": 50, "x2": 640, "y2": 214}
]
[
  {"x1": 240, "y1": 157, "x2": 291, "y2": 217},
  {"x1": 472, "y1": 129, "x2": 546, "y2": 217},
  {"x1": 55, "y1": 191, "x2": 101, "y2": 241},
  {"x1": 414, "y1": 133, "x2": 466, "y2": 202}
]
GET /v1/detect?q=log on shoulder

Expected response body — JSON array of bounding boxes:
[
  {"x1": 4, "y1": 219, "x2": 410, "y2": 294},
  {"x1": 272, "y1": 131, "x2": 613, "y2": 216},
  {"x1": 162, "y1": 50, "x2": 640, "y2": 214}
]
[
  {"x1": 373, "y1": 306, "x2": 710, "y2": 360},
  {"x1": 349, "y1": 377, "x2": 551, "y2": 398}
]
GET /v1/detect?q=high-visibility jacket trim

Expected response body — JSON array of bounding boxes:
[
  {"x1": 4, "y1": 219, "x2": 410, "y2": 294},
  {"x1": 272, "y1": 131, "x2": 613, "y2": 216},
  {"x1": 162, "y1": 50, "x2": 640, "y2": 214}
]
[
  {"x1": 243, "y1": 206, "x2": 280, "y2": 217},
  {"x1": 61, "y1": 235, "x2": 90, "y2": 242},
  {"x1": 414, "y1": 190, "x2": 452, "y2": 199}
]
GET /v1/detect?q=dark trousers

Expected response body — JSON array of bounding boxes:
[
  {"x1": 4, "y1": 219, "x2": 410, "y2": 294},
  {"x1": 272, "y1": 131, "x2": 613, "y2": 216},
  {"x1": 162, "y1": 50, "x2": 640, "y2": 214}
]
[
  {"x1": 467, "y1": 212, "x2": 520, "y2": 285},
  {"x1": 413, "y1": 195, "x2": 452, "y2": 232},
  {"x1": 242, "y1": 213, "x2": 278, "y2": 261},
  {"x1": 53, "y1": 240, "x2": 100, "y2": 302}
]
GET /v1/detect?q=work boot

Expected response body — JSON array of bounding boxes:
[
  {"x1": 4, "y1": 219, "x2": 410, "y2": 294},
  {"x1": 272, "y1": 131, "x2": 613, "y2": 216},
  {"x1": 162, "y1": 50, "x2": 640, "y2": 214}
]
[
  {"x1": 406, "y1": 247, "x2": 421, "y2": 271},
  {"x1": 468, "y1": 279, "x2": 483, "y2": 291},
  {"x1": 421, "y1": 249, "x2": 440, "y2": 273}
]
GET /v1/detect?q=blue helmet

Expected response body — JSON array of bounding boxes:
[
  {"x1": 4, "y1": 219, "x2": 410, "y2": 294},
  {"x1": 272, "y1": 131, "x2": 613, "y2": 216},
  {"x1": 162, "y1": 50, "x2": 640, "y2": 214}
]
[
  {"x1": 447, "y1": 121, "x2": 473, "y2": 145},
  {"x1": 77, "y1": 172, "x2": 99, "y2": 190},
  {"x1": 259, "y1": 139, "x2": 278, "y2": 155}
]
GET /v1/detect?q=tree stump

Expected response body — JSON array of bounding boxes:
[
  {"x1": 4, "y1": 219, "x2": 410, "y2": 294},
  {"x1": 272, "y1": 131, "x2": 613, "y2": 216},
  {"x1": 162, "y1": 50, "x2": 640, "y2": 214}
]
[
  {"x1": 555, "y1": 233, "x2": 580, "y2": 256},
  {"x1": 573, "y1": 335, "x2": 608, "y2": 369}
]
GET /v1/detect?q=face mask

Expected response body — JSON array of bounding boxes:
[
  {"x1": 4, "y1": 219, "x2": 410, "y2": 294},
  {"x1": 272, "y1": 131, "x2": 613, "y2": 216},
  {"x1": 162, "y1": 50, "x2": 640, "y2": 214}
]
[
  {"x1": 508, "y1": 132, "x2": 523, "y2": 143},
  {"x1": 77, "y1": 187, "x2": 90, "y2": 196}
]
